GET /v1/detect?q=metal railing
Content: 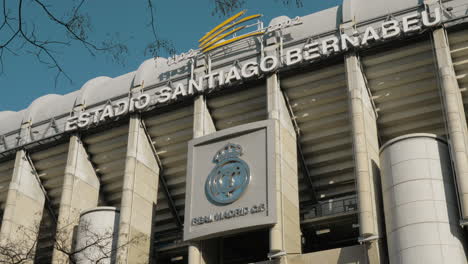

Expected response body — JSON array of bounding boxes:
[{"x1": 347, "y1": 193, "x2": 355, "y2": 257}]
[{"x1": 302, "y1": 196, "x2": 358, "y2": 220}]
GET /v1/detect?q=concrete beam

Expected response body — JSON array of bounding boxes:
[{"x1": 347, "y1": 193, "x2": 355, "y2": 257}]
[
  {"x1": 0, "y1": 150, "x2": 45, "y2": 262},
  {"x1": 117, "y1": 115, "x2": 160, "y2": 263},
  {"x1": 345, "y1": 53, "x2": 384, "y2": 263},
  {"x1": 51, "y1": 135, "x2": 100, "y2": 263},
  {"x1": 267, "y1": 73, "x2": 302, "y2": 256},
  {"x1": 432, "y1": 28, "x2": 468, "y2": 225},
  {"x1": 189, "y1": 95, "x2": 218, "y2": 264}
]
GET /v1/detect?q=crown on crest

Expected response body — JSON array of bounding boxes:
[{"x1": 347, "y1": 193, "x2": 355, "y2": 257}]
[{"x1": 212, "y1": 143, "x2": 243, "y2": 163}]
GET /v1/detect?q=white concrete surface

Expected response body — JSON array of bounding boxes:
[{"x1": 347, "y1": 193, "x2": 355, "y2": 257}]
[
  {"x1": 380, "y1": 134, "x2": 468, "y2": 264},
  {"x1": 75, "y1": 207, "x2": 120, "y2": 264}
]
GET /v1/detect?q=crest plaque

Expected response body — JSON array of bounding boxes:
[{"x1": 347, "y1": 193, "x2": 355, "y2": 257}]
[
  {"x1": 184, "y1": 120, "x2": 276, "y2": 240},
  {"x1": 205, "y1": 143, "x2": 250, "y2": 205}
]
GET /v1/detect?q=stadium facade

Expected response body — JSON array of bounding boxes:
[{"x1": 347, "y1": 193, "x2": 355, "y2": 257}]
[{"x1": 1, "y1": 0, "x2": 468, "y2": 263}]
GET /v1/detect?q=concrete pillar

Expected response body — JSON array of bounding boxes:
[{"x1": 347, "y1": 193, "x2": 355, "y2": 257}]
[
  {"x1": 193, "y1": 95, "x2": 216, "y2": 138},
  {"x1": 345, "y1": 53, "x2": 385, "y2": 263},
  {"x1": 0, "y1": 150, "x2": 45, "y2": 262},
  {"x1": 432, "y1": 28, "x2": 468, "y2": 226},
  {"x1": 189, "y1": 95, "x2": 217, "y2": 264},
  {"x1": 116, "y1": 115, "x2": 160, "y2": 263},
  {"x1": 75, "y1": 207, "x2": 120, "y2": 264},
  {"x1": 51, "y1": 135, "x2": 100, "y2": 263},
  {"x1": 266, "y1": 73, "x2": 302, "y2": 256},
  {"x1": 380, "y1": 134, "x2": 468, "y2": 264}
]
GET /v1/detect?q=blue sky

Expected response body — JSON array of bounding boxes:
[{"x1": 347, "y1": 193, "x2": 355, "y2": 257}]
[{"x1": 0, "y1": 0, "x2": 342, "y2": 111}]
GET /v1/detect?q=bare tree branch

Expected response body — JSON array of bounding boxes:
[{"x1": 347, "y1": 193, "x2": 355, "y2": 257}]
[
  {"x1": 0, "y1": 217, "x2": 144, "y2": 264},
  {"x1": 210, "y1": 0, "x2": 303, "y2": 17},
  {"x1": 145, "y1": 0, "x2": 176, "y2": 59},
  {"x1": 0, "y1": 0, "x2": 128, "y2": 88},
  {"x1": 0, "y1": 0, "x2": 303, "y2": 89},
  {"x1": 211, "y1": 0, "x2": 245, "y2": 16}
]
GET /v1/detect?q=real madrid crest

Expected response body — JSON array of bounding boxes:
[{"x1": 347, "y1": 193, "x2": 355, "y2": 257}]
[{"x1": 205, "y1": 143, "x2": 250, "y2": 205}]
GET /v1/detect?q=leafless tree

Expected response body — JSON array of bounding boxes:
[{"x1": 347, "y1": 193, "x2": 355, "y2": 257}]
[
  {"x1": 0, "y1": 225, "x2": 37, "y2": 264},
  {"x1": 211, "y1": 0, "x2": 303, "y2": 16},
  {"x1": 0, "y1": 0, "x2": 175, "y2": 87},
  {"x1": 0, "y1": 219, "x2": 143, "y2": 264},
  {"x1": 0, "y1": 0, "x2": 302, "y2": 87}
]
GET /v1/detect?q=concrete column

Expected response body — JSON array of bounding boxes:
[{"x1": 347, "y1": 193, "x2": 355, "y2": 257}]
[
  {"x1": 189, "y1": 95, "x2": 217, "y2": 264},
  {"x1": 267, "y1": 73, "x2": 302, "y2": 256},
  {"x1": 345, "y1": 53, "x2": 384, "y2": 263},
  {"x1": 117, "y1": 115, "x2": 160, "y2": 263},
  {"x1": 380, "y1": 134, "x2": 468, "y2": 264},
  {"x1": 432, "y1": 28, "x2": 468, "y2": 225},
  {"x1": 51, "y1": 135, "x2": 100, "y2": 263},
  {"x1": 193, "y1": 95, "x2": 216, "y2": 138},
  {"x1": 0, "y1": 150, "x2": 45, "y2": 262}
]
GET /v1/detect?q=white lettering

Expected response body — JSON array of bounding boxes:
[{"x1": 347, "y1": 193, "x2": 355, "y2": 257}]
[
  {"x1": 382, "y1": 20, "x2": 401, "y2": 39},
  {"x1": 218, "y1": 70, "x2": 225, "y2": 86},
  {"x1": 225, "y1": 67, "x2": 242, "y2": 83},
  {"x1": 90, "y1": 109, "x2": 102, "y2": 124},
  {"x1": 361, "y1": 27, "x2": 380, "y2": 46},
  {"x1": 114, "y1": 100, "x2": 129, "y2": 116},
  {"x1": 321, "y1": 36, "x2": 340, "y2": 55},
  {"x1": 205, "y1": 72, "x2": 219, "y2": 89},
  {"x1": 422, "y1": 7, "x2": 441, "y2": 27},
  {"x1": 286, "y1": 48, "x2": 303, "y2": 66},
  {"x1": 100, "y1": 104, "x2": 114, "y2": 121},
  {"x1": 341, "y1": 34, "x2": 360, "y2": 50},
  {"x1": 129, "y1": 98, "x2": 137, "y2": 113},
  {"x1": 188, "y1": 77, "x2": 204, "y2": 94},
  {"x1": 303, "y1": 42, "x2": 321, "y2": 61},
  {"x1": 403, "y1": 13, "x2": 421, "y2": 33},
  {"x1": 241, "y1": 61, "x2": 259, "y2": 78},
  {"x1": 260, "y1": 56, "x2": 278, "y2": 72},
  {"x1": 65, "y1": 117, "x2": 78, "y2": 131},
  {"x1": 135, "y1": 94, "x2": 150, "y2": 110},
  {"x1": 78, "y1": 112, "x2": 91, "y2": 128},
  {"x1": 171, "y1": 83, "x2": 187, "y2": 100},
  {"x1": 158, "y1": 87, "x2": 172, "y2": 103}
]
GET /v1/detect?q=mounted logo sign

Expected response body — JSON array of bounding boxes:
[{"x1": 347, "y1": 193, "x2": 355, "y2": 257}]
[
  {"x1": 184, "y1": 121, "x2": 277, "y2": 241},
  {"x1": 205, "y1": 143, "x2": 250, "y2": 205}
]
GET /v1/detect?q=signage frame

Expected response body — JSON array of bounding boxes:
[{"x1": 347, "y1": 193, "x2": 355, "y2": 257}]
[{"x1": 184, "y1": 120, "x2": 277, "y2": 241}]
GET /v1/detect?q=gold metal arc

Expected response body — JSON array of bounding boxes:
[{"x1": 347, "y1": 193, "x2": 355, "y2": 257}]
[
  {"x1": 199, "y1": 14, "x2": 262, "y2": 48},
  {"x1": 199, "y1": 10, "x2": 246, "y2": 43},
  {"x1": 201, "y1": 25, "x2": 246, "y2": 50}
]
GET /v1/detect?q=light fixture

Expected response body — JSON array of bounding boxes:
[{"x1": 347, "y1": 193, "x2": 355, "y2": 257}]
[
  {"x1": 358, "y1": 235, "x2": 379, "y2": 244},
  {"x1": 170, "y1": 256, "x2": 183, "y2": 262},
  {"x1": 267, "y1": 251, "x2": 287, "y2": 260},
  {"x1": 316, "y1": 228, "x2": 331, "y2": 235}
]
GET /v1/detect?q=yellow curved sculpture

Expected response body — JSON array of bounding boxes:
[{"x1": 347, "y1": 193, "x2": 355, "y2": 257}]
[{"x1": 200, "y1": 11, "x2": 264, "y2": 53}]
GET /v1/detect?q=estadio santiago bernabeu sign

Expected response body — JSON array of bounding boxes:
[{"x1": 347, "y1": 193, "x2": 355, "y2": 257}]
[
  {"x1": 0, "y1": 8, "x2": 441, "y2": 153},
  {"x1": 63, "y1": 8, "x2": 441, "y2": 133},
  {"x1": 184, "y1": 121, "x2": 276, "y2": 240}
]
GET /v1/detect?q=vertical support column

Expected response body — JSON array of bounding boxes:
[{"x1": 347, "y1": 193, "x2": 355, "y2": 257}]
[
  {"x1": 345, "y1": 54, "x2": 384, "y2": 263},
  {"x1": 267, "y1": 73, "x2": 302, "y2": 256},
  {"x1": 117, "y1": 115, "x2": 160, "y2": 263},
  {"x1": 193, "y1": 95, "x2": 216, "y2": 139},
  {"x1": 433, "y1": 28, "x2": 468, "y2": 226},
  {"x1": 51, "y1": 135, "x2": 100, "y2": 263},
  {"x1": 0, "y1": 150, "x2": 45, "y2": 261},
  {"x1": 189, "y1": 95, "x2": 217, "y2": 264}
]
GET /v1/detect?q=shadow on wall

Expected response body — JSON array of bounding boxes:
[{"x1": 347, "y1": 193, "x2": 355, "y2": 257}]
[
  {"x1": 284, "y1": 244, "x2": 366, "y2": 264},
  {"x1": 437, "y1": 143, "x2": 468, "y2": 256},
  {"x1": 336, "y1": 245, "x2": 367, "y2": 264},
  {"x1": 372, "y1": 159, "x2": 389, "y2": 263},
  {"x1": 336, "y1": 4, "x2": 343, "y2": 27}
]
